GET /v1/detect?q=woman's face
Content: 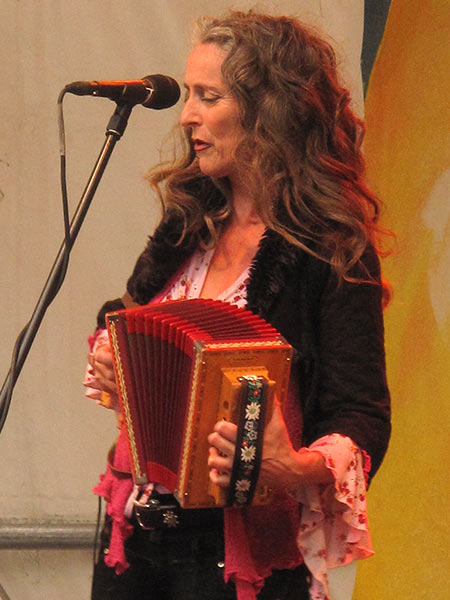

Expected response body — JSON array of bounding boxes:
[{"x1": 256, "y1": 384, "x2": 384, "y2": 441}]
[{"x1": 180, "y1": 43, "x2": 244, "y2": 184}]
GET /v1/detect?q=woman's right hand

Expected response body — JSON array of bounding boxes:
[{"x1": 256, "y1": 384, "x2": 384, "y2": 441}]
[{"x1": 84, "y1": 342, "x2": 120, "y2": 412}]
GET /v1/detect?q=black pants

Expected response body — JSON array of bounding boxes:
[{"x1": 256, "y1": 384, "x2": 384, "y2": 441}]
[{"x1": 91, "y1": 516, "x2": 311, "y2": 600}]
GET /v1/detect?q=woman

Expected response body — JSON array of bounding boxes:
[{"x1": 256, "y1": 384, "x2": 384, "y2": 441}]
[{"x1": 86, "y1": 11, "x2": 391, "y2": 600}]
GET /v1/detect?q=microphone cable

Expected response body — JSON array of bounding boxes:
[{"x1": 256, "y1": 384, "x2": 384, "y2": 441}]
[{"x1": 0, "y1": 91, "x2": 72, "y2": 435}]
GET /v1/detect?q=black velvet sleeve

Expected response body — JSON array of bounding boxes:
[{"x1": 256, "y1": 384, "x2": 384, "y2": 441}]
[{"x1": 307, "y1": 248, "x2": 391, "y2": 480}]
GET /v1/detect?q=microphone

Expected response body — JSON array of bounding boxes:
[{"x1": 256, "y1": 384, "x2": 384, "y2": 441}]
[{"x1": 64, "y1": 74, "x2": 180, "y2": 109}]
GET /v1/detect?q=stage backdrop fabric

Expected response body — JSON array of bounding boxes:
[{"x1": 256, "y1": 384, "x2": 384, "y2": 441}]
[{"x1": 0, "y1": 2, "x2": 365, "y2": 599}]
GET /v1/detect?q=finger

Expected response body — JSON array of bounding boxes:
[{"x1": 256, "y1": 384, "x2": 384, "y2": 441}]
[
  {"x1": 213, "y1": 419, "x2": 237, "y2": 442},
  {"x1": 92, "y1": 360, "x2": 117, "y2": 384},
  {"x1": 89, "y1": 367, "x2": 117, "y2": 395},
  {"x1": 93, "y1": 344, "x2": 114, "y2": 367},
  {"x1": 99, "y1": 391, "x2": 120, "y2": 411},
  {"x1": 83, "y1": 378, "x2": 102, "y2": 391},
  {"x1": 208, "y1": 446, "x2": 233, "y2": 472},
  {"x1": 99, "y1": 377, "x2": 118, "y2": 395},
  {"x1": 209, "y1": 468, "x2": 231, "y2": 488},
  {"x1": 208, "y1": 430, "x2": 236, "y2": 457}
]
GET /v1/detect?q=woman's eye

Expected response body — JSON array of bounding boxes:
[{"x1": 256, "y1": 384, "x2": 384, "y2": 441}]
[
  {"x1": 201, "y1": 95, "x2": 221, "y2": 104},
  {"x1": 183, "y1": 90, "x2": 222, "y2": 104}
]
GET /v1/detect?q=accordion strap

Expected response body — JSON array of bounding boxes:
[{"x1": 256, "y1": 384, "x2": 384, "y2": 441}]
[
  {"x1": 107, "y1": 442, "x2": 133, "y2": 480},
  {"x1": 227, "y1": 376, "x2": 269, "y2": 507}
]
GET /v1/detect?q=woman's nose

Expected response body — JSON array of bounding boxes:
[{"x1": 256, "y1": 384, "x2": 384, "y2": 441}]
[{"x1": 180, "y1": 97, "x2": 200, "y2": 128}]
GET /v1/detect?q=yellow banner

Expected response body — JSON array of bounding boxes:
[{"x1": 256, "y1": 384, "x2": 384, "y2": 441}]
[{"x1": 356, "y1": 1, "x2": 450, "y2": 598}]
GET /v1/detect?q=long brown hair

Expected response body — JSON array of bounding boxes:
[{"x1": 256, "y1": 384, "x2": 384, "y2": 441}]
[{"x1": 149, "y1": 11, "x2": 391, "y2": 285}]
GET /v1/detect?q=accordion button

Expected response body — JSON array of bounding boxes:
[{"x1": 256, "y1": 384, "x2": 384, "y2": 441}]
[{"x1": 217, "y1": 561, "x2": 225, "y2": 568}]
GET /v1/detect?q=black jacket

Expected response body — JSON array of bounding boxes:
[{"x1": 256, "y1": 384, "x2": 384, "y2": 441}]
[{"x1": 102, "y1": 213, "x2": 390, "y2": 482}]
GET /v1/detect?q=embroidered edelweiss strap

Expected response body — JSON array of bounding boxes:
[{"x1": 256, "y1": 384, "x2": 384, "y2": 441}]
[{"x1": 227, "y1": 375, "x2": 269, "y2": 507}]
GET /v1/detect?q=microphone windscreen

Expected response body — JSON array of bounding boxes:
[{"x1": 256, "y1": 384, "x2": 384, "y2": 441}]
[{"x1": 143, "y1": 74, "x2": 181, "y2": 109}]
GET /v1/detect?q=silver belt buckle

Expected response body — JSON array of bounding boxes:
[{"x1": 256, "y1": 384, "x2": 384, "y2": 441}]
[{"x1": 134, "y1": 496, "x2": 160, "y2": 530}]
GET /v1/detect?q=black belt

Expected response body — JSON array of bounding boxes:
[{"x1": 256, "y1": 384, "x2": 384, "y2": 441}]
[{"x1": 134, "y1": 492, "x2": 223, "y2": 532}]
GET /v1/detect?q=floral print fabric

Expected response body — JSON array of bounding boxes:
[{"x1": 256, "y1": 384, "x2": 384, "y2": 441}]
[
  {"x1": 296, "y1": 435, "x2": 372, "y2": 599},
  {"x1": 162, "y1": 247, "x2": 249, "y2": 308}
]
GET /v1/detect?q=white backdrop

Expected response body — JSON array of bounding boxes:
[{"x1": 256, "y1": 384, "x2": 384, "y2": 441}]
[{"x1": 0, "y1": 1, "x2": 363, "y2": 598}]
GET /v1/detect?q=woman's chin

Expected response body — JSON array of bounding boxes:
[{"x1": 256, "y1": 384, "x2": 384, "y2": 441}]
[{"x1": 198, "y1": 159, "x2": 231, "y2": 180}]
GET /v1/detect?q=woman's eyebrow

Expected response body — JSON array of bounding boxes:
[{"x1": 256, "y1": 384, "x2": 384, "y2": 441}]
[{"x1": 183, "y1": 81, "x2": 223, "y2": 93}]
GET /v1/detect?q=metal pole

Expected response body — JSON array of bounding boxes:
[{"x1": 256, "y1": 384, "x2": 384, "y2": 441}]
[{"x1": 0, "y1": 103, "x2": 133, "y2": 427}]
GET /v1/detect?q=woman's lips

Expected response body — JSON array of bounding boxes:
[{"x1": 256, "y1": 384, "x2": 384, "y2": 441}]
[{"x1": 193, "y1": 139, "x2": 211, "y2": 152}]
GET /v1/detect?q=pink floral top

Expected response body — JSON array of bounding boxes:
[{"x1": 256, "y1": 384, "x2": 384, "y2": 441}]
[{"x1": 162, "y1": 246, "x2": 250, "y2": 308}]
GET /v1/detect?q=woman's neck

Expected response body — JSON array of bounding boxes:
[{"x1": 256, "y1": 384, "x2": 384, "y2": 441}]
[{"x1": 229, "y1": 180, "x2": 263, "y2": 228}]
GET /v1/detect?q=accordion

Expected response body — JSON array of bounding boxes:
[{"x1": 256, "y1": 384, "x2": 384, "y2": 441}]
[{"x1": 106, "y1": 299, "x2": 292, "y2": 508}]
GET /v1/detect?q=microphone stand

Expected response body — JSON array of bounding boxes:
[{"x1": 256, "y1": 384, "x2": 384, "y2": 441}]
[{"x1": 0, "y1": 101, "x2": 133, "y2": 432}]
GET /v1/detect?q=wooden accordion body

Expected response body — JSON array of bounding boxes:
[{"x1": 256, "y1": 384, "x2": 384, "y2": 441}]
[{"x1": 106, "y1": 299, "x2": 292, "y2": 508}]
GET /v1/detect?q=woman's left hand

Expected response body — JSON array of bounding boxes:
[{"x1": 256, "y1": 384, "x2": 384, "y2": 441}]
[{"x1": 208, "y1": 400, "x2": 334, "y2": 489}]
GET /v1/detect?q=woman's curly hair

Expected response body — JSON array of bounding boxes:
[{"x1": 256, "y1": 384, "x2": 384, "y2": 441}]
[{"x1": 149, "y1": 10, "x2": 391, "y2": 286}]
